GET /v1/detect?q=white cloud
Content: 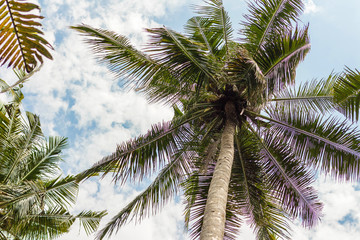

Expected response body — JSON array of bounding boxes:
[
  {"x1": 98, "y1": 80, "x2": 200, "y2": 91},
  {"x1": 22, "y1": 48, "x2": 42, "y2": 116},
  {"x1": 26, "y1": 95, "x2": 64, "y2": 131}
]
[{"x1": 304, "y1": 0, "x2": 320, "y2": 14}]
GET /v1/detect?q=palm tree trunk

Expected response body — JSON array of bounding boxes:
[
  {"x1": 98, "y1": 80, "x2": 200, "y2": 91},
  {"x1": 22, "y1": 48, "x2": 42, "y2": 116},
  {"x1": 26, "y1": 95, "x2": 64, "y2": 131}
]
[{"x1": 200, "y1": 101, "x2": 236, "y2": 240}]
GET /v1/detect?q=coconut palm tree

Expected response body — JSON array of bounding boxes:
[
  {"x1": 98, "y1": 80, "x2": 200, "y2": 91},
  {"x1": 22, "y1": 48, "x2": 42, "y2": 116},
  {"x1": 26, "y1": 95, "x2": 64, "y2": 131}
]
[
  {"x1": 0, "y1": 96, "x2": 107, "y2": 239},
  {"x1": 73, "y1": 0, "x2": 360, "y2": 239}
]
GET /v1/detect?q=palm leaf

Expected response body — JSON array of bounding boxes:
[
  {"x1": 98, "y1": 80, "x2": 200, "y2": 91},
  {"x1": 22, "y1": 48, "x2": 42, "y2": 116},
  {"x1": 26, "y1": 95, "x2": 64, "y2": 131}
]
[
  {"x1": 0, "y1": 0, "x2": 53, "y2": 72},
  {"x1": 19, "y1": 136, "x2": 68, "y2": 182},
  {"x1": 334, "y1": 68, "x2": 360, "y2": 121},
  {"x1": 0, "y1": 176, "x2": 78, "y2": 209},
  {"x1": 71, "y1": 24, "x2": 196, "y2": 104},
  {"x1": 2, "y1": 111, "x2": 43, "y2": 183},
  {"x1": 146, "y1": 27, "x2": 217, "y2": 89},
  {"x1": 96, "y1": 149, "x2": 192, "y2": 240},
  {"x1": 250, "y1": 108, "x2": 360, "y2": 180},
  {"x1": 248, "y1": 123, "x2": 322, "y2": 227},
  {"x1": 71, "y1": 25, "x2": 164, "y2": 89},
  {"x1": 233, "y1": 128, "x2": 291, "y2": 239},
  {"x1": 257, "y1": 26, "x2": 310, "y2": 91},
  {"x1": 193, "y1": 0, "x2": 233, "y2": 57},
  {"x1": 75, "y1": 210, "x2": 107, "y2": 236},
  {"x1": 241, "y1": 0, "x2": 304, "y2": 55},
  {"x1": 77, "y1": 106, "x2": 213, "y2": 184},
  {"x1": 272, "y1": 74, "x2": 336, "y2": 113}
]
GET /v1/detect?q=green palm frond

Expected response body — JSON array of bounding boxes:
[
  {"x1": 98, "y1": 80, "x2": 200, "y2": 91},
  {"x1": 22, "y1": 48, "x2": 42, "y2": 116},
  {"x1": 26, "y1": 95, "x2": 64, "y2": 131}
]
[
  {"x1": 71, "y1": 25, "x2": 164, "y2": 89},
  {"x1": 272, "y1": 74, "x2": 336, "y2": 113},
  {"x1": 242, "y1": 0, "x2": 304, "y2": 55},
  {"x1": 194, "y1": 0, "x2": 233, "y2": 56},
  {"x1": 71, "y1": 24, "x2": 199, "y2": 104},
  {"x1": 334, "y1": 68, "x2": 360, "y2": 121},
  {"x1": 2, "y1": 111, "x2": 43, "y2": 183},
  {"x1": 19, "y1": 136, "x2": 68, "y2": 182},
  {"x1": 185, "y1": 17, "x2": 217, "y2": 58},
  {"x1": 146, "y1": 27, "x2": 217, "y2": 89},
  {"x1": 258, "y1": 26, "x2": 310, "y2": 91},
  {"x1": 96, "y1": 149, "x2": 192, "y2": 240},
  {"x1": 76, "y1": 210, "x2": 107, "y2": 236},
  {"x1": 0, "y1": 0, "x2": 53, "y2": 72}
]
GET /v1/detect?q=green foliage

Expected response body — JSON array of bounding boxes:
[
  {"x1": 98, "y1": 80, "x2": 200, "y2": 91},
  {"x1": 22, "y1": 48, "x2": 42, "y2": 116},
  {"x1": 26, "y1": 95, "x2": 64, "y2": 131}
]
[{"x1": 0, "y1": 102, "x2": 106, "y2": 239}]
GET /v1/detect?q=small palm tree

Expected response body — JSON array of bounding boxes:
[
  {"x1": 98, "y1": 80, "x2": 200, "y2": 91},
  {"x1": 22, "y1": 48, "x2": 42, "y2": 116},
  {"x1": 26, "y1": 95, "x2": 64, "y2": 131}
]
[
  {"x1": 73, "y1": 0, "x2": 360, "y2": 239},
  {"x1": 0, "y1": 96, "x2": 106, "y2": 239}
]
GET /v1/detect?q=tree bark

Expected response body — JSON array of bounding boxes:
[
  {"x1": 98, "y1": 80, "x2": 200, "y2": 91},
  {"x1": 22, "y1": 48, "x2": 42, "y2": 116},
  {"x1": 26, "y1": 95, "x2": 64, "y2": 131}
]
[{"x1": 200, "y1": 101, "x2": 236, "y2": 240}]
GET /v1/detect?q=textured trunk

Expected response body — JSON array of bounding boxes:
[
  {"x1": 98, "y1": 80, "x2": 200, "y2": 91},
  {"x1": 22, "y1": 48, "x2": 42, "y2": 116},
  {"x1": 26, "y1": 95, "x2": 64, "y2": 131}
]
[{"x1": 200, "y1": 101, "x2": 236, "y2": 240}]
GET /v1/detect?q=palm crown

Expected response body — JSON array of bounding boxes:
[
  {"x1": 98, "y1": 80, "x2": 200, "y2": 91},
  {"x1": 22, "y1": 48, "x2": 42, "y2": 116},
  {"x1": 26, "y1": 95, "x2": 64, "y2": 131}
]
[{"x1": 73, "y1": 0, "x2": 360, "y2": 239}]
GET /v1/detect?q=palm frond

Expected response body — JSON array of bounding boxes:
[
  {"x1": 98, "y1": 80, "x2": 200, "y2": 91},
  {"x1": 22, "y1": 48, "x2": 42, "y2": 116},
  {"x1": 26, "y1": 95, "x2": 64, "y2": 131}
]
[
  {"x1": 19, "y1": 136, "x2": 68, "y2": 182},
  {"x1": 3, "y1": 111, "x2": 43, "y2": 183},
  {"x1": 334, "y1": 67, "x2": 360, "y2": 121},
  {"x1": 193, "y1": 0, "x2": 233, "y2": 57},
  {"x1": 0, "y1": 0, "x2": 53, "y2": 72},
  {"x1": 75, "y1": 210, "x2": 107, "y2": 235},
  {"x1": 71, "y1": 25, "x2": 164, "y2": 89},
  {"x1": 96, "y1": 149, "x2": 192, "y2": 240},
  {"x1": 77, "y1": 120, "x2": 192, "y2": 184},
  {"x1": 0, "y1": 176, "x2": 78, "y2": 210},
  {"x1": 233, "y1": 128, "x2": 291, "y2": 239},
  {"x1": 258, "y1": 26, "x2": 310, "y2": 91},
  {"x1": 251, "y1": 108, "x2": 360, "y2": 181},
  {"x1": 241, "y1": 0, "x2": 304, "y2": 55},
  {"x1": 146, "y1": 27, "x2": 217, "y2": 90},
  {"x1": 12, "y1": 207, "x2": 73, "y2": 240},
  {"x1": 272, "y1": 74, "x2": 336, "y2": 113},
  {"x1": 248, "y1": 122, "x2": 322, "y2": 227}
]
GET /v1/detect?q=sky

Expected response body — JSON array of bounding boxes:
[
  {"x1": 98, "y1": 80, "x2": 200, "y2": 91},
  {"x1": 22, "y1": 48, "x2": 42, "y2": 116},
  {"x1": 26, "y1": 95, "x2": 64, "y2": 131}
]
[{"x1": 1, "y1": 0, "x2": 360, "y2": 239}]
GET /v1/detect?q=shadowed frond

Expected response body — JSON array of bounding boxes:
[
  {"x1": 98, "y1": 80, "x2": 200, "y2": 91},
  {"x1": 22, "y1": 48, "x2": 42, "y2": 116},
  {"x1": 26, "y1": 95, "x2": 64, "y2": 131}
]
[
  {"x1": 247, "y1": 123, "x2": 322, "y2": 227},
  {"x1": 334, "y1": 68, "x2": 360, "y2": 121},
  {"x1": 241, "y1": 0, "x2": 304, "y2": 55},
  {"x1": 7, "y1": 208, "x2": 106, "y2": 240},
  {"x1": 251, "y1": 108, "x2": 360, "y2": 181},
  {"x1": 0, "y1": 0, "x2": 53, "y2": 72},
  {"x1": 233, "y1": 129, "x2": 291, "y2": 239}
]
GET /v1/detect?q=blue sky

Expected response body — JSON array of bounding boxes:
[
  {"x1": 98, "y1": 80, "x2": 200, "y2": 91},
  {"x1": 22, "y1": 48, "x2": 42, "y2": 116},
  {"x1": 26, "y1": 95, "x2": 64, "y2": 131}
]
[{"x1": 1, "y1": 0, "x2": 360, "y2": 239}]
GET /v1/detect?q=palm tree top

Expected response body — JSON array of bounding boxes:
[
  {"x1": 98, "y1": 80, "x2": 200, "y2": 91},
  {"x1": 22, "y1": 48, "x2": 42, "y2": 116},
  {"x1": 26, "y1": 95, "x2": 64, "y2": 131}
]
[{"x1": 72, "y1": 0, "x2": 360, "y2": 239}]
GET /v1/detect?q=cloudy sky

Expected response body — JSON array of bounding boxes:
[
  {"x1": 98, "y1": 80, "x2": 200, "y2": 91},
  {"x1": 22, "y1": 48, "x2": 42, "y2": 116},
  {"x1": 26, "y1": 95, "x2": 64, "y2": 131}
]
[{"x1": 2, "y1": 0, "x2": 360, "y2": 239}]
